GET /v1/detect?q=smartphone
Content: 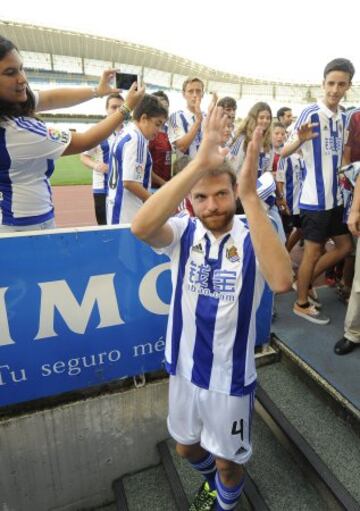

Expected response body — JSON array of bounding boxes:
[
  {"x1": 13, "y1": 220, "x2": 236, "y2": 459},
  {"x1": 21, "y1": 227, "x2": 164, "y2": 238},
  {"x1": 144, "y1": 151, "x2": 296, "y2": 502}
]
[{"x1": 115, "y1": 72, "x2": 138, "y2": 90}]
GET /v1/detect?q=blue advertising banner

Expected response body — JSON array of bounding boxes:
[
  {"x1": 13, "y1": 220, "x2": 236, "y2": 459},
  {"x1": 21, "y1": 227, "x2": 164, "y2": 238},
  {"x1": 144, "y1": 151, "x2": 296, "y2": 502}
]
[
  {"x1": 0, "y1": 226, "x2": 272, "y2": 408},
  {"x1": 0, "y1": 227, "x2": 171, "y2": 407}
]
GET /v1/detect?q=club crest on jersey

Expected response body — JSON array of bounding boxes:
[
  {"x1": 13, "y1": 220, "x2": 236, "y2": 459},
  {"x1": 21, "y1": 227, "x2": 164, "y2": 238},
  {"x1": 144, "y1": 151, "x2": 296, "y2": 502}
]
[
  {"x1": 226, "y1": 246, "x2": 240, "y2": 262},
  {"x1": 47, "y1": 127, "x2": 69, "y2": 144},
  {"x1": 192, "y1": 243, "x2": 203, "y2": 254}
]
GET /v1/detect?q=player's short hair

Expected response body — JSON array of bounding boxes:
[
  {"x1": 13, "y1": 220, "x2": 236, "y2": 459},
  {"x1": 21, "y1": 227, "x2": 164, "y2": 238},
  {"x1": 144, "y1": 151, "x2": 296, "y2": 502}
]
[
  {"x1": 105, "y1": 93, "x2": 124, "y2": 108},
  {"x1": 276, "y1": 107, "x2": 291, "y2": 120},
  {"x1": 323, "y1": 58, "x2": 355, "y2": 81},
  {"x1": 206, "y1": 160, "x2": 237, "y2": 188},
  {"x1": 152, "y1": 90, "x2": 169, "y2": 105},
  {"x1": 133, "y1": 94, "x2": 168, "y2": 121},
  {"x1": 182, "y1": 77, "x2": 205, "y2": 93},
  {"x1": 217, "y1": 96, "x2": 237, "y2": 110},
  {"x1": 272, "y1": 121, "x2": 286, "y2": 130}
]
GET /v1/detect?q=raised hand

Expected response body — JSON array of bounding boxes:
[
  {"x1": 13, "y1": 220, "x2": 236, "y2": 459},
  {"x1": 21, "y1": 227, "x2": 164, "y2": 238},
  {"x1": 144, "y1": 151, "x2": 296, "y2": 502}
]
[
  {"x1": 194, "y1": 104, "x2": 229, "y2": 170},
  {"x1": 297, "y1": 122, "x2": 319, "y2": 142},
  {"x1": 194, "y1": 96, "x2": 203, "y2": 122},
  {"x1": 96, "y1": 69, "x2": 119, "y2": 97},
  {"x1": 237, "y1": 127, "x2": 262, "y2": 203},
  {"x1": 125, "y1": 81, "x2": 146, "y2": 111}
]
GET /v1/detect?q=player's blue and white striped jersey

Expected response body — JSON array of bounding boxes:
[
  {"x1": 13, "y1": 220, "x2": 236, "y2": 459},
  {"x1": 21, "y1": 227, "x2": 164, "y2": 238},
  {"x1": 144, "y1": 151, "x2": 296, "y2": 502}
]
[
  {"x1": 276, "y1": 154, "x2": 304, "y2": 215},
  {"x1": 155, "y1": 215, "x2": 265, "y2": 396},
  {"x1": 0, "y1": 117, "x2": 71, "y2": 226},
  {"x1": 288, "y1": 102, "x2": 346, "y2": 211},
  {"x1": 106, "y1": 124, "x2": 152, "y2": 224},
  {"x1": 83, "y1": 132, "x2": 120, "y2": 194},
  {"x1": 256, "y1": 171, "x2": 276, "y2": 208},
  {"x1": 228, "y1": 135, "x2": 274, "y2": 177},
  {"x1": 168, "y1": 108, "x2": 205, "y2": 159}
]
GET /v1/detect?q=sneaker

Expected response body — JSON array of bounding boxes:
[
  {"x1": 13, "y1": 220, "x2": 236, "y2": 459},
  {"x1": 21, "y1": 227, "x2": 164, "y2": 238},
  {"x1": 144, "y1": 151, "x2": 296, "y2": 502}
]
[
  {"x1": 308, "y1": 288, "x2": 322, "y2": 309},
  {"x1": 189, "y1": 481, "x2": 217, "y2": 511},
  {"x1": 293, "y1": 302, "x2": 330, "y2": 325},
  {"x1": 292, "y1": 281, "x2": 322, "y2": 309}
]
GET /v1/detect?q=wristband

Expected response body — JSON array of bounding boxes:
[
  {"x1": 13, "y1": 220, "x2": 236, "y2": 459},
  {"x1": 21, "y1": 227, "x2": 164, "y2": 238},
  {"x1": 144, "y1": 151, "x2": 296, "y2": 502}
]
[
  {"x1": 119, "y1": 103, "x2": 131, "y2": 117},
  {"x1": 122, "y1": 103, "x2": 131, "y2": 113}
]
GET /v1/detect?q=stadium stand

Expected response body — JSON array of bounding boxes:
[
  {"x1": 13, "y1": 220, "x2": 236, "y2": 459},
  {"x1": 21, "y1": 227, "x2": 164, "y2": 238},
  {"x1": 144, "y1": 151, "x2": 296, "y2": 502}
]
[{"x1": 1, "y1": 18, "x2": 360, "y2": 122}]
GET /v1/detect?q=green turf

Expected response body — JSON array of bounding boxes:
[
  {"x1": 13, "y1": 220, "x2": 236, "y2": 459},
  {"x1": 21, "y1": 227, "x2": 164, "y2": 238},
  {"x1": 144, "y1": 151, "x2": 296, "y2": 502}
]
[{"x1": 51, "y1": 154, "x2": 92, "y2": 186}]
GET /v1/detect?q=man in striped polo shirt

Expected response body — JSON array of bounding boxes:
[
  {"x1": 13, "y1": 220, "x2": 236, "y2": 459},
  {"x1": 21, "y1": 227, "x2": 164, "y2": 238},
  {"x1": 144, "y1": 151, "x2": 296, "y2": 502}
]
[
  {"x1": 282, "y1": 58, "x2": 355, "y2": 324},
  {"x1": 132, "y1": 106, "x2": 292, "y2": 511}
]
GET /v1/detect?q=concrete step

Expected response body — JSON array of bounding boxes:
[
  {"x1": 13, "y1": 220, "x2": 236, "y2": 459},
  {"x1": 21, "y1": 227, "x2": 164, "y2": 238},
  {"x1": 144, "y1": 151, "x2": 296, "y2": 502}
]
[
  {"x1": 115, "y1": 465, "x2": 178, "y2": 511},
  {"x1": 247, "y1": 413, "x2": 327, "y2": 510},
  {"x1": 257, "y1": 360, "x2": 360, "y2": 508}
]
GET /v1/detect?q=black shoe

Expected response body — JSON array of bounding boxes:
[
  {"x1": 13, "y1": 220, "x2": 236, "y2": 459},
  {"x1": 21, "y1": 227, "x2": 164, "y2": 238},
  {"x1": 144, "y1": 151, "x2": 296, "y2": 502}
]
[{"x1": 334, "y1": 337, "x2": 357, "y2": 355}]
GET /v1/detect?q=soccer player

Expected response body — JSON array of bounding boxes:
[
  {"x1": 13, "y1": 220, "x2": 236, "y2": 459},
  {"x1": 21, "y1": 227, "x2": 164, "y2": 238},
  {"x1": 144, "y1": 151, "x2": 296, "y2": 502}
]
[
  {"x1": 282, "y1": 58, "x2": 355, "y2": 324},
  {"x1": 131, "y1": 105, "x2": 292, "y2": 511},
  {"x1": 80, "y1": 93, "x2": 125, "y2": 225},
  {"x1": 106, "y1": 94, "x2": 168, "y2": 224},
  {"x1": 168, "y1": 77, "x2": 206, "y2": 159}
]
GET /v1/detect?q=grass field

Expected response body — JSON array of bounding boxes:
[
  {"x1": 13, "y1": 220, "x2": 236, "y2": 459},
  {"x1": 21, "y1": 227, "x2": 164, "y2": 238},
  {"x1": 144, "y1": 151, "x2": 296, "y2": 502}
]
[{"x1": 51, "y1": 155, "x2": 92, "y2": 186}]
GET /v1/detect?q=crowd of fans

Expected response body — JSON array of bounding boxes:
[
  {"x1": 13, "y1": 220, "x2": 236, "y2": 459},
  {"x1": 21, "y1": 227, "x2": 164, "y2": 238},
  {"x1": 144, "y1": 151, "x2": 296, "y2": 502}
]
[
  {"x1": 0, "y1": 34, "x2": 359, "y2": 359},
  {"x1": 1, "y1": 32, "x2": 360, "y2": 511}
]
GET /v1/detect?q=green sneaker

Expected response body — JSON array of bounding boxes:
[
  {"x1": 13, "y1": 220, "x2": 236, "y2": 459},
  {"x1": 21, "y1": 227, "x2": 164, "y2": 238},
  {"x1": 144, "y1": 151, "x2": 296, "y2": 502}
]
[{"x1": 189, "y1": 481, "x2": 217, "y2": 511}]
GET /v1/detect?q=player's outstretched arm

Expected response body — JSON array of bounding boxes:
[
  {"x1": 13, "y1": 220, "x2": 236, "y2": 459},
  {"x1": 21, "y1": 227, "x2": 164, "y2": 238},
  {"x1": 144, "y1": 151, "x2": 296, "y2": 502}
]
[
  {"x1": 37, "y1": 69, "x2": 120, "y2": 112},
  {"x1": 131, "y1": 103, "x2": 229, "y2": 248},
  {"x1": 281, "y1": 122, "x2": 319, "y2": 158},
  {"x1": 239, "y1": 127, "x2": 293, "y2": 293}
]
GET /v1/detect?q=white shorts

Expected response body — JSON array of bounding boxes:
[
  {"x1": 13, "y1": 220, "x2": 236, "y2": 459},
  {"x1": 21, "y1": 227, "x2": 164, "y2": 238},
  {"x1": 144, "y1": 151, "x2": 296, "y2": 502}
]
[{"x1": 168, "y1": 374, "x2": 255, "y2": 465}]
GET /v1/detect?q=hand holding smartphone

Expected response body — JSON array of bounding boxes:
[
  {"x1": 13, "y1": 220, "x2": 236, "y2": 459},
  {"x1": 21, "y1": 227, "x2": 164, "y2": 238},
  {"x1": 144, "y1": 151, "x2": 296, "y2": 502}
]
[{"x1": 115, "y1": 72, "x2": 138, "y2": 90}]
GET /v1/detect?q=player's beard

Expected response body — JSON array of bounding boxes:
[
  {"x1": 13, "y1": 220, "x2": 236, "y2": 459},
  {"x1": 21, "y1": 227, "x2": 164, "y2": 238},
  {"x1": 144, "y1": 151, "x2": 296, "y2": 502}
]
[{"x1": 199, "y1": 206, "x2": 235, "y2": 235}]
